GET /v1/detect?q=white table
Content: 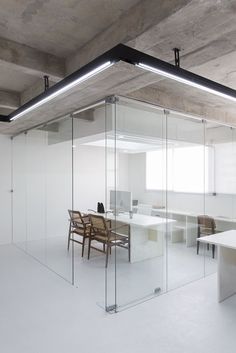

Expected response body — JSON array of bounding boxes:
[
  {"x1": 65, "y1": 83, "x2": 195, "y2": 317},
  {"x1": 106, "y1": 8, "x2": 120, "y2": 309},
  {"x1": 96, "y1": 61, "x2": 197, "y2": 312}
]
[
  {"x1": 198, "y1": 230, "x2": 236, "y2": 302},
  {"x1": 154, "y1": 208, "x2": 236, "y2": 247},
  {"x1": 153, "y1": 208, "x2": 198, "y2": 247},
  {"x1": 95, "y1": 212, "x2": 175, "y2": 263}
]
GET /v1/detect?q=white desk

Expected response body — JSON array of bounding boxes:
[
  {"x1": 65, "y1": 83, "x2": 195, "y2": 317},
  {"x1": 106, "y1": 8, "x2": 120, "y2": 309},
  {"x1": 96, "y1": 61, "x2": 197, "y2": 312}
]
[
  {"x1": 198, "y1": 230, "x2": 236, "y2": 302},
  {"x1": 153, "y1": 208, "x2": 236, "y2": 247},
  {"x1": 105, "y1": 213, "x2": 174, "y2": 228},
  {"x1": 153, "y1": 208, "x2": 198, "y2": 247},
  {"x1": 96, "y1": 213, "x2": 175, "y2": 263}
]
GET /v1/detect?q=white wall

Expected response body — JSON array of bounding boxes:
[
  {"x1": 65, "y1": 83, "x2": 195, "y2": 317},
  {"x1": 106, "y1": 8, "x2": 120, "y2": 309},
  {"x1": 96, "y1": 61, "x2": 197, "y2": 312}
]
[
  {"x1": 0, "y1": 134, "x2": 12, "y2": 245},
  {"x1": 73, "y1": 145, "x2": 129, "y2": 212},
  {"x1": 128, "y1": 152, "x2": 236, "y2": 218},
  {"x1": 12, "y1": 129, "x2": 129, "y2": 242},
  {"x1": 12, "y1": 129, "x2": 72, "y2": 242}
]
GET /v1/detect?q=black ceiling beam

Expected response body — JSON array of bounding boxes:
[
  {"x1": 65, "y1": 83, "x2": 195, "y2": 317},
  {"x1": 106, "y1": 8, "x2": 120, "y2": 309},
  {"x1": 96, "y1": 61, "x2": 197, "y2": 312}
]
[
  {"x1": 0, "y1": 114, "x2": 10, "y2": 122},
  {"x1": 2, "y1": 43, "x2": 236, "y2": 123}
]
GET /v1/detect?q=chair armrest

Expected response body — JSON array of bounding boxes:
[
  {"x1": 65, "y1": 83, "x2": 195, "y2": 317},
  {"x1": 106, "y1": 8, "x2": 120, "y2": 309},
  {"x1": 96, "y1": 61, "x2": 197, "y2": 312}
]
[{"x1": 81, "y1": 214, "x2": 89, "y2": 219}]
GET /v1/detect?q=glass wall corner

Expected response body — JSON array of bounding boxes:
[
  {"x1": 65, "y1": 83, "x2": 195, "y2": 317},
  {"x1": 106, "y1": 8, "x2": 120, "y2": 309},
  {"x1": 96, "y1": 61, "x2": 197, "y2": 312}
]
[{"x1": 105, "y1": 96, "x2": 168, "y2": 311}]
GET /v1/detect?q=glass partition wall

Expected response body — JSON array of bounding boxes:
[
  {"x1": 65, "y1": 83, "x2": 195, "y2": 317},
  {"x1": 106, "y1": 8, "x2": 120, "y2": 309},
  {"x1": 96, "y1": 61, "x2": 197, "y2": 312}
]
[
  {"x1": 106, "y1": 98, "x2": 167, "y2": 310},
  {"x1": 12, "y1": 117, "x2": 73, "y2": 283},
  {"x1": 12, "y1": 95, "x2": 236, "y2": 311}
]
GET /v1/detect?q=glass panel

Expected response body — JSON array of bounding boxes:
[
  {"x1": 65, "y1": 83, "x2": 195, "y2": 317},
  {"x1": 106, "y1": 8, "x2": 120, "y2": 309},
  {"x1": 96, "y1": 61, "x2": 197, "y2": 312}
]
[
  {"x1": 12, "y1": 116, "x2": 73, "y2": 283},
  {"x1": 204, "y1": 121, "x2": 233, "y2": 276},
  {"x1": 0, "y1": 135, "x2": 12, "y2": 246},
  {"x1": 12, "y1": 133, "x2": 27, "y2": 251},
  {"x1": 166, "y1": 113, "x2": 205, "y2": 290},
  {"x1": 107, "y1": 97, "x2": 167, "y2": 311},
  {"x1": 44, "y1": 117, "x2": 73, "y2": 282},
  {"x1": 25, "y1": 129, "x2": 47, "y2": 264},
  {"x1": 105, "y1": 99, "x2": 116, "y2": 311},
  {"x1": 72, "y1": 102, "x2": 107, "y2": 305}
]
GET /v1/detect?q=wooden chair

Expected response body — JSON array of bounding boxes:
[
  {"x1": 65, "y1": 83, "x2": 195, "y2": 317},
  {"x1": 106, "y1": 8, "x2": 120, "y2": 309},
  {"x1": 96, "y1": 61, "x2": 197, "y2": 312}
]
[
  {"x1": 88, "y1": 214, "x2": 130, "y2": 267},
  {"x1": 68, "y1": 210, "x2": 91, "y2": 257},
  {"x1": 197, "y1": 215, "x2": 216, "y2": 258}
]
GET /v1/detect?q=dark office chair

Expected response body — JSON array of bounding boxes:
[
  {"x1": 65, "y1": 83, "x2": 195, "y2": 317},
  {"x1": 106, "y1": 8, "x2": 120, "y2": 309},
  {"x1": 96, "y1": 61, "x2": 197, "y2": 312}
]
[
  {"x1": 67, "y1": 210, "x2": 91, "y2": 257},
  {"x1": 197, "y1": 215, "x2": 216, "y2": 258},
  {"x1": 88, "y1": 214, "x2": 130, "y2": 267}
]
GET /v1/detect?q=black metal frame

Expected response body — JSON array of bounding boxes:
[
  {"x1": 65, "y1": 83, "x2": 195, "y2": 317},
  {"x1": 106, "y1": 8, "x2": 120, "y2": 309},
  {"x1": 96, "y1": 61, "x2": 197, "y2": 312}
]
[{"x1": 1, "y1": 43, "x2": 236, "y2": 123}]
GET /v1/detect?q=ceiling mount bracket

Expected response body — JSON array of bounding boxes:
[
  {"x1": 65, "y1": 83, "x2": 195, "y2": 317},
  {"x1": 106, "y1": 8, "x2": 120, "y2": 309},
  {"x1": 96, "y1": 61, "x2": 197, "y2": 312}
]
[
  {"x1": 44, "y1": 75, "x2": 49, "y2": 92},
  {"x1": 105, "y1": 95, "x2": 119, "y2": 104},
  {"x1": 173, "y1": 48, "x2": 180, "y2": 67}
]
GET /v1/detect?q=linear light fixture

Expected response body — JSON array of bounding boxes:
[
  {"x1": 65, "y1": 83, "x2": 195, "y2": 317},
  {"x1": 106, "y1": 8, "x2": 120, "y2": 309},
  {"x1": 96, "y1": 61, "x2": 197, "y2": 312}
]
[
  {"x1": 72, "y1": 100, "x2": 105, "y2": 116},
  {"x1": 2, "y1": 43, "x2": 236, "y2": 125},
  {"x1": 136, "y1": 62, "x2": 236, "y2": 103},
  {"x1": 10, "y1": 61, "x2": 113, "y2": 121}
]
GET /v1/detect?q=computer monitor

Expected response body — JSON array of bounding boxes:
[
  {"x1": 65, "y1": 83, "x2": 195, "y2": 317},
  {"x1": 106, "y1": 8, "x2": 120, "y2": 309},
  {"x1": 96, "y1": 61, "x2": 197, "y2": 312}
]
[{"x1": 110, "y1": 190, "x2": 132, "y2": 213}]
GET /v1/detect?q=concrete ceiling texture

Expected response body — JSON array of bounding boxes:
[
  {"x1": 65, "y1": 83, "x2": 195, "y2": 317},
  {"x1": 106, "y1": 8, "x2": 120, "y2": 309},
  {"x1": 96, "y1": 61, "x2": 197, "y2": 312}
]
[{"x1": 0, "y1": 0, "x2": 236, "y2": 135}]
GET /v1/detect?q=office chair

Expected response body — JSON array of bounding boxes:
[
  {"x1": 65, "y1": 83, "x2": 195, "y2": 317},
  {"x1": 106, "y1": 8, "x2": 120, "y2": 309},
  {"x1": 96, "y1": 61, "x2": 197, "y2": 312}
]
[
  {"x1": 197, "y1": 215, "x2": 216, "y2": 258},
  {"x1": 88, "y1": 214, "x2": 130, "y2": 267},
  {"x1": 67, "y1": 210, "x2": 91, "y2": 257}
]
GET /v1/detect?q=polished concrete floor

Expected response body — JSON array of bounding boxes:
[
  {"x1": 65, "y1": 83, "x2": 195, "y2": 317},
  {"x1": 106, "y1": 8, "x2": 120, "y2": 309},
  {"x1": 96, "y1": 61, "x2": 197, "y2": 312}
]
[
  {"x1": 13, "y1": 236, "x2": 217, "y2": 309},
  {"x1": 1, "y1": 243, "x2": 235, "y2": 353}
]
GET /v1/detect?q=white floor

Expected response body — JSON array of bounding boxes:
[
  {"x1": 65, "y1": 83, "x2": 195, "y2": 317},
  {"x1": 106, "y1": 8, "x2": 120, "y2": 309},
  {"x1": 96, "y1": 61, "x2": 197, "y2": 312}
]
[
  {"x1": 1, "y1": 244, "x2": 236, "y2": 353},
  {"x1": 13, "y1": 236, "x2": 217, "y2": 309}
]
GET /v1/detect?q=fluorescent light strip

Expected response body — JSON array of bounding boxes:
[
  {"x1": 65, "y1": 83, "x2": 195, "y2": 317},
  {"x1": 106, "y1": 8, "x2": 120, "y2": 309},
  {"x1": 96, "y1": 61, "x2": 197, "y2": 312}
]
[
  {"x1": 10, "y1": 61, "x2": 113, "y2": 121},
  {"x1": 136, "y1": 63, "x2": 236, "y2": 103},
  {"x1": 72, "y1": 100, "x2": 105, "y2": 115}
]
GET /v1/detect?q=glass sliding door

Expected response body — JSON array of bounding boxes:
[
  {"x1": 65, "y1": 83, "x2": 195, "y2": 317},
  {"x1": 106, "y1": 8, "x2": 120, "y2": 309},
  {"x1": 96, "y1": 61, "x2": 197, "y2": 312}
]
[
  {"x1": 166, "y1": 113, "x2": 205, "y2": 290},
  {"x1": 106, "y1": 97, "x2": 167, "y2": 311}
]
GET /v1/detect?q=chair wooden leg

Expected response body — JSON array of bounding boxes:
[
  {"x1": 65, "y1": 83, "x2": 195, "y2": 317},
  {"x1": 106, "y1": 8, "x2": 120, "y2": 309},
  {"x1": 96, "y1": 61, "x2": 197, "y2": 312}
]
[
  {"x1": 212, "y1": 244, "x2": 215, "y2": 259},
  {"x1": 88, "y1": 237, "x2": 92, "y2": 260},
  {"x1": 82, "y1": 236, "x2": 86, "y2": 257},
  {"x1": 67, "y1": 222, "x2": 71, "y2": 251},
  {"x1": 128, "y1": 226, "x2": 131, "y2": 262},
  {"x1": 197, "y1": 240, "x2": 200, "y2": 255},
  {"x1": 103, "y1": 243, "x2": 105, "y2": 252},
  {"x1": 128, "y1": 241, "x2": 131, "y2": 262}
]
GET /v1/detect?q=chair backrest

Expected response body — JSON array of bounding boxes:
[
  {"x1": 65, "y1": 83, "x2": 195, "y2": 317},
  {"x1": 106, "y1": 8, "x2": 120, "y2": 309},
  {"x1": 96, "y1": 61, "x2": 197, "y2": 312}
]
[
  {"x1": 89, "y1": 214, "x2": 108, "y2": 238},
  {"x1": 68, "y1": 210, "x2": 85, "y2": 228},
  {"x1": 197, "y1": 215, "x2": 216, "y2": 235}
]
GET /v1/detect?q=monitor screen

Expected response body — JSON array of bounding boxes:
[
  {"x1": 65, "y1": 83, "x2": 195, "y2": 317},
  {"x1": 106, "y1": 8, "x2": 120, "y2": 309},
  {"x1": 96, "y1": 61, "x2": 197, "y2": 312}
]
[{"x1": 110, "y1": 190, "x2": 132, "y2": 212}]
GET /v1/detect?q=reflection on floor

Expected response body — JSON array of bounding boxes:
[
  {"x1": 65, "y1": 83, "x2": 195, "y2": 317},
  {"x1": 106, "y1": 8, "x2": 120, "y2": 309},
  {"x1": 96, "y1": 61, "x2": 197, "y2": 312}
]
[
  {"x1": 1, "y1": 244, "x2": 236, "y2": 353},
  {"x1": 13, "y1": 235, "x2": 217, "y2": 309}
]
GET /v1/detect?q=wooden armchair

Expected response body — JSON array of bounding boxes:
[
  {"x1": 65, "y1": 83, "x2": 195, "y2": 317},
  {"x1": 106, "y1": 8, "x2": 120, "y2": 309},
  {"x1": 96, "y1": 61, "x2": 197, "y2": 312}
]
[
  {"x1": 88, "y1": 214, "x2": 130, "y2": 267},
  {"x1": 197, "y1": 215, "x2": 216, "y2": 258},
  {"x1": 68, "y1": 210, "x2": 91, "y2": 257}
]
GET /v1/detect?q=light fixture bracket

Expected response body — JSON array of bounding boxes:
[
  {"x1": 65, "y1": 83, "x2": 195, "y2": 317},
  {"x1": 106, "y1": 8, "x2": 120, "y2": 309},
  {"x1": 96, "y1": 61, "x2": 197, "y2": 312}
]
[{"x1": 173, "y1": 48, "x2": 180, "y2": 67}]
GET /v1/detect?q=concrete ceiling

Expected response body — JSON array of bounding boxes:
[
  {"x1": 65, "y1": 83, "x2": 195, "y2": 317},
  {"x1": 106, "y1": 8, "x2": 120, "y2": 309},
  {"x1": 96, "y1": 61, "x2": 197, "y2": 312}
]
[
  {"x1": 1, "y1": 0, "x2": 236, "y2": 135},
  {"x1": 0, "y1": 0, "x2": 140, "y2": 57}
]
